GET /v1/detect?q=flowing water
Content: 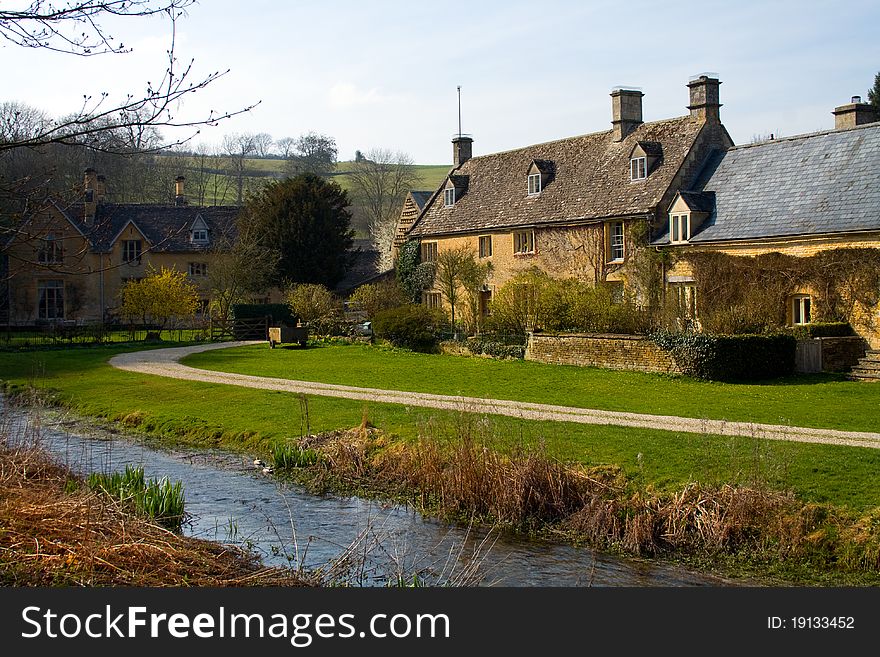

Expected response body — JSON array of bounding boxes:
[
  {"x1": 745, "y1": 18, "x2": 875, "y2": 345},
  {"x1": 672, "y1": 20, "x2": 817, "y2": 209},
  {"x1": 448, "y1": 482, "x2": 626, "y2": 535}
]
[{"x1": 5, "y1": 405, "x2": 728, "y2": 587}]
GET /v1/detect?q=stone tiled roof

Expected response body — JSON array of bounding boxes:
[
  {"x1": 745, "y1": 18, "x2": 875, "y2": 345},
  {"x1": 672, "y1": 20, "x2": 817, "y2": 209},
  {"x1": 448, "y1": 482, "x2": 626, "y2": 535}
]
[
  {"x1": 409, "y1": 115, "x2": 705, "y2": 237},
  {"x1": 657, "y1": 122, "x2": 880, "y2": 244},
  {"x1": 57, "y1": 203, "x2": 239, "y2": 253}
]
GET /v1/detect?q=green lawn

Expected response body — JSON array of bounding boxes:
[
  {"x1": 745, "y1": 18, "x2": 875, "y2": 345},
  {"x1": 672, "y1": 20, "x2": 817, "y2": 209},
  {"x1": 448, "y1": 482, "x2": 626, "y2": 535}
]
[
  {"x1": 2, "y1": 345, "x2": 880, "y2": 511},
  {"x1": 183, "y1": 343, "x2": 880, "y2": 433}
]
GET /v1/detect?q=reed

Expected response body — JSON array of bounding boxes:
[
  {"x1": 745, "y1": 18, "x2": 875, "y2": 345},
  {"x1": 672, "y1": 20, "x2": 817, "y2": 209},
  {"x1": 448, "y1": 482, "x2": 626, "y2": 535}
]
[
  {"x1": 271, "y1": 442, "x2": 322, "y2": 469},
  {"x1": 88, "y1": 465, "x2": 185, "y2": 531}
]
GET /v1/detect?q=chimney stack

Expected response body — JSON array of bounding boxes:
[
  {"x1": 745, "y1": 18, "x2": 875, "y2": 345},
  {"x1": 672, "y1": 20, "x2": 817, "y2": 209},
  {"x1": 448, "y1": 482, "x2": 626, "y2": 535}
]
[
  {"x1": 83, "y1": 168, "x2": 97, "y2": 222},
  {"x1": 832, "y1": 97, "x2": 879, "y2": 129},
  {"x1": 174, "y1": 176, "x2": 187, "y2": 206},
  {"x1": 687, "y1": 74, "x2": 722, "y2": 123},
  {"x1": 611, "y1": 87, "x2": 644, "y2": 141},
  {"x1": 452, "y1": 135, "x2": 473, "y2": 167},
  {"x1": 96, "y1": 174, "x2": 106, "y2": 202}
]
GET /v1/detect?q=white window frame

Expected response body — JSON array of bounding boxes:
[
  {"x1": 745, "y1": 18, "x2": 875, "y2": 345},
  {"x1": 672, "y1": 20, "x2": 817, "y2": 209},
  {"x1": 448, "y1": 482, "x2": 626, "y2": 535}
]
[
  {"x1": 189, "y1": 262, "x2": 208, "y2": 277},
  {"x1": 630, "y1": 157, "x2": 647, "y2": 181},
  {"x1": 423, "y1": 291, "x2": 442, "y2": 309},
  {"x1": 670, "y1": 214, "x2": 690, "y2": 243},
  {"x1": 444, "y1": 187, "x2": 456, "y2": 207},
  {"x1": 478, "y1": 235, "x2": 492, "y2": 258},
  {"x1": 191, "y1": 228, "x2": 209, "y2": 243},
  {"x1": 38, "y1": 233, "x2": 63, "y2": 264},
  {"x1": 792, "y1": 295, "x2": 812, "y2": 325},
  {"x1": 38, "y1": 280, "x2": 64, "y2": 320},
  {"x1": 421, "y1": 241, "x2": 438, "y2": 263},
  {"x1": 527, "y1": 173, "x2": 542, "y2": 196},
  {"x1": 122, "y1": 239, "x2": 142, "y2": 264},
  {"x1": 608, "y1": 221, "x2": 625, "y2": 262},
  {"x1": 513, "y1": 230, "x2": 535, "y2": 255},
  {"x1": 672, "y1": 283, "x2": 698, "y2": 319}
]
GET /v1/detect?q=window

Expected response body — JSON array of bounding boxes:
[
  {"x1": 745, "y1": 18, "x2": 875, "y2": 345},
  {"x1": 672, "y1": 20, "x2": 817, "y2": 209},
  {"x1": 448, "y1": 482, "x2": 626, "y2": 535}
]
[
  {"x1": 479, "y1": 235, "x2": 493, "y2": 258},
  {"x1": 444, "y1": 187, "x2": 456, "y2": 207},
  {"x1": 670, "y1": 214, "x2": 690, "y2": 243},
  {"x1": 38, "y1": 233, "x2": 63, "y2": 264},
  {"x1": 421, "y1": 241, "x2": 438, "y2": 263},
  {"x1": 479, "y1": 289, "x2": 492, "y2": 317},
  {"x1": 423, "y1": 291, "x2": 442, "y2": 309},
  {"x1": 608, "y1": 221, "x2": 625, "y2": 262},
  {"x1": 792, "y1": 295, "x2": 812, "y2": 325},
  {"x1": 191, "y1": 229, "x2": 208, "y2": 243},
  {"x1": 672, "y1": 284, "x2": 697, "y2": 319},
  {"x1": 513, "y1": 230, "x2": 535, "y2": 254},
  {"x1": 189, "y1": 262, "x2": 208, "y2": 276},
  {"x1": 122, "y1": 239, "x2": 142, "y2": 264},
  {"x1": 527, "y1": 173, "x2": 542, "y2": 195},
  {"x1": 630, "y1": 156, "x2": 647, "y2": 180},
  {"x1": 38, "y1": 280, "x2": 64, "y2": 320}
]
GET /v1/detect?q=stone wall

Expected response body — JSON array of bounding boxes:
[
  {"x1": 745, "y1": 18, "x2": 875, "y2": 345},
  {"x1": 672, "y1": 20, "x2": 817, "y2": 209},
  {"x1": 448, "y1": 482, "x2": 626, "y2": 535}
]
[
  {"x1": 818, "y1": 336, "x2": 869, "y2": 372},
  {"x1": 525, "y1": 333, "x2": 680, "y2": 374}
]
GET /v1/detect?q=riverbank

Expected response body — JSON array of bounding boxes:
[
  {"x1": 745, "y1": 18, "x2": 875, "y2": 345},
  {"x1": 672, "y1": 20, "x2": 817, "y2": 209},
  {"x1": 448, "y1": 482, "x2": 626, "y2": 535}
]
[
  {"x1": 11, "y1": 390, "x2": 880, "y2": 586},
  {"x1": 0, "y1": 440, "x2": 312, "y2": 586}
]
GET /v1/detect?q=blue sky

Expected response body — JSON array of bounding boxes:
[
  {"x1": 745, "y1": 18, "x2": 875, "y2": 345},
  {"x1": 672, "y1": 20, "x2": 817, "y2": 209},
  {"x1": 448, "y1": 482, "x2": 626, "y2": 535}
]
[{"x1": 4, "y1": 0, "x2": 879, "y2": 163}]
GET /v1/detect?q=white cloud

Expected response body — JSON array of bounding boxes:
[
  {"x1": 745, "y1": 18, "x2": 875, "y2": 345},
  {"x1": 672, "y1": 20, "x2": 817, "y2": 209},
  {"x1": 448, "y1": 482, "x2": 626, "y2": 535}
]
[{"x1": 327, "y1": 82, "x2": 410, "y2": 110}]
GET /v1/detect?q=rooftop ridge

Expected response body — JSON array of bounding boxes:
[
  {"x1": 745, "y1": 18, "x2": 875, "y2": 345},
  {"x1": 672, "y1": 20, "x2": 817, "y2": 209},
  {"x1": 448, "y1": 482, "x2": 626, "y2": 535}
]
[{"x1": 730, "y1": 119, "x2": 880, "y2": 151}]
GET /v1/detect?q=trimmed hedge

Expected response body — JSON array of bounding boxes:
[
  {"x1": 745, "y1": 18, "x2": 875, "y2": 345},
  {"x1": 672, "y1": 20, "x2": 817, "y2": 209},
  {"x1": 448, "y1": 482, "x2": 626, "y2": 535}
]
[
  {"x1": 372, "y1": 305, "x2": 444, "y2": 353},
  {"x1": 232, "y1": 304, "x2": 297, "y2": 325},
  {"x1": 652, "y1": 332, "x2": 796, "y2": 381},
  {"x1": 788, "y1": 322, "x2": 855, "y2": 339}
]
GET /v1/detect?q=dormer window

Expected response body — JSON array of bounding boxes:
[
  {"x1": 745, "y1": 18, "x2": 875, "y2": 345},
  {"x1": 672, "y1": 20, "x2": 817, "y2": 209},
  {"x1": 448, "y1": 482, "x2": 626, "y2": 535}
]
[
  {"x1": 527, "y1": 173, "x2": 541, "y2": 195},
  {"x1": 190, "y1": 215, "x2": 209, "y2": 244},
  {"x1": 444, "y1": 187, "x2": 456, "y2": 207},
  {"x1": 670, "y1": 213, "x2": 690, "y2": 243},
  {"x1": 629, "y1": 142, "x2": 661, "y2": 182},
  {"x1": 630, "y1": 156, "x2": 647, "y2": 181}
]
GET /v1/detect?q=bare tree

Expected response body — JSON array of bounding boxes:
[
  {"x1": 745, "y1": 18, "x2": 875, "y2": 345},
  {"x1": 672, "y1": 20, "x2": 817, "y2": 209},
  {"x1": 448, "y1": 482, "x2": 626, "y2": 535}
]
[
  {"x1": 252, "y1": 133, "x2": 274, "y2": 158},
  {"x1": 221, "y1": 133, "x2": 258, "y2": 206},
  {"x1": 347, "y1": 148, "x2": 418, "y2": 272},
  {"x1": 285, "y1": 132, "x2": 337, "y2": 177},
  {"x1": 275, "y1": 136, "x2": 297, "y2": 159},
  {"x1": 540, "y1": 224, "x2": 609, "y2": 283},
  {"x1": 0, "y1": 2, "x2": 258, "y2": 155},
  {"x1": 435, "y1": 245, "x2": 478, "y2": 334}
]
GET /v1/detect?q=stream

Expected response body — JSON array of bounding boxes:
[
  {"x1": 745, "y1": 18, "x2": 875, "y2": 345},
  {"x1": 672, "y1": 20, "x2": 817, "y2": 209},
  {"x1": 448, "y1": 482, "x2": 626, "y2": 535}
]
[{"x1": 4, "y1": 405, "x2": 729, "y2": 587}]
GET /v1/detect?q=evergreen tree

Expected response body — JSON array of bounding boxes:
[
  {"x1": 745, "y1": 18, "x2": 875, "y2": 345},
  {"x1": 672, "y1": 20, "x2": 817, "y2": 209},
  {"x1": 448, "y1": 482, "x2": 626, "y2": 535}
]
[
  {"x1": 869, "y1": 71, "x2": 880, "y2": 109},
  {"x1": 237, "y1": 174, "x2": 354, "y2": 289}
]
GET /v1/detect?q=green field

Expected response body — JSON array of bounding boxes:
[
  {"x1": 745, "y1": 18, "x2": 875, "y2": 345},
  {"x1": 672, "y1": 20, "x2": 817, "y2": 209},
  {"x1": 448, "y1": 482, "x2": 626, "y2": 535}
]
[
  {"x1": 172, "y1": 156, "x2": 449, "y2": 207},
  {"x1": 2, "y1": 344, "x2": 880, "y2": 511},
  {"x1": 183, "y1": 343, "x2": 880, "y2": 433}
]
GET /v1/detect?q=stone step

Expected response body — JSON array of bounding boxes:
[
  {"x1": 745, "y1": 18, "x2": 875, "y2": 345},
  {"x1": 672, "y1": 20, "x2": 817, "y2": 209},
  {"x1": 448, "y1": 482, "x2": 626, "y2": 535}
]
[
  {"x1": 848, "y1": 369, "x2": 880, "y2": 381},
  {"x1": 855, "y1": 360, "x2": 880, "y2": 370}
]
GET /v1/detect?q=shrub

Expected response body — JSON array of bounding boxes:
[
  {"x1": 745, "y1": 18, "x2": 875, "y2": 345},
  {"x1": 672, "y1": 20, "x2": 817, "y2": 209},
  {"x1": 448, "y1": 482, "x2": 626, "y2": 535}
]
[
  {"x1": 348, "y1": 280, "x2": 409, "y2": 319},
  {"x1": 466, "y1": 334, "x2": 527, "y2": 359},
  {"x1": 285, "y1": 284, "x2": 343, "y2": 335},
  {"x1": 372, "y1": 305, "x2": 444, "y2": 352},
  {"x1": 652, "y1": 332, "x2": 796, "y2": 381}
]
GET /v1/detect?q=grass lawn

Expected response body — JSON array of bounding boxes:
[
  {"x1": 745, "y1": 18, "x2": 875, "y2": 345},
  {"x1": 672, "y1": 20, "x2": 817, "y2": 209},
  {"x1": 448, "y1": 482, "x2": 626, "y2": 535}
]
[
  {"x1": 2, "y1": 345, "x2": 880, "y2": 511},
  {"x1": 183, "y1": 342, "x2": 880, "y2": 433}
]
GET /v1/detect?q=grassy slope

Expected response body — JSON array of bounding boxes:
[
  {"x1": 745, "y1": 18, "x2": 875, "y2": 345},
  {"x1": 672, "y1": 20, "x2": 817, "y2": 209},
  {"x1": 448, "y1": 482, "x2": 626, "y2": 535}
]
[
  {"x1": 2, "y1": 345, "x2": 880, "y2": 511},
  {"x1": 183, "y1": 343, "x2": 880, "y2": 433}
]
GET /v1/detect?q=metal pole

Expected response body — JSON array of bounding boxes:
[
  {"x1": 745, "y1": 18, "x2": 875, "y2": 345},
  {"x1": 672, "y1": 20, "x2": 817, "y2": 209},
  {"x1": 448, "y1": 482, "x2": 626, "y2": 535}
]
[{"x1": 457, "y1": 85, "x2": 462, "y2": 137}]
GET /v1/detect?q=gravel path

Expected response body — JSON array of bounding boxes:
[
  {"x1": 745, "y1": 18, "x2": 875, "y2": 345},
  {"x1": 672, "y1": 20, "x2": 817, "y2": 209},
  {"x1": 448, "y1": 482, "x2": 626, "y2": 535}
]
[{"x1": 110, "y1": 342, "x2": 880, "y2": 450}]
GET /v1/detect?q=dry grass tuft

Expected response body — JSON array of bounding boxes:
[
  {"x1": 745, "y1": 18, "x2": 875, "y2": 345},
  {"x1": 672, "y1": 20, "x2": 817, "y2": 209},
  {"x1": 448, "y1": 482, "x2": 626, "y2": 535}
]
[{"x1": 0, "y1": 445, "x2": 313, "y2": 587}]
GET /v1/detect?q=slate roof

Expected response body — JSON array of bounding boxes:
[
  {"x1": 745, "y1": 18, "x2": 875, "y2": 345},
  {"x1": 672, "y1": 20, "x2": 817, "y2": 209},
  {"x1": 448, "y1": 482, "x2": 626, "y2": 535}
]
[
  {"x1": 55, "y1": 203, "x2": 239, "y2": 253},
  {"x1": 655, "y1": 122, "x2": 880, "y2": 244},
  {"x1": 678, "y1": 190, "x2": 715, "y2": 214},
  {"x1": 409, "y1": 115, "x2": 705, "y2": 237},
  {"x1": 410, "y1": 191, "x2": 433, "y2": 210}
]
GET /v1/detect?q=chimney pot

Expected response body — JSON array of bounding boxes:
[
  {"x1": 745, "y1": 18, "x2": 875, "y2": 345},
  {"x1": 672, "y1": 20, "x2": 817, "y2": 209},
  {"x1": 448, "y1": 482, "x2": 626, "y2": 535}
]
[
  {"x1": 174, "y1": 175, "x2": 187, "y2": 206},
  {"x1": 852, "y1": 95, "x2": 862, "y2": 104},
  {"x1": 610, "y1": 87, "x2": 643, "y2": 141}
]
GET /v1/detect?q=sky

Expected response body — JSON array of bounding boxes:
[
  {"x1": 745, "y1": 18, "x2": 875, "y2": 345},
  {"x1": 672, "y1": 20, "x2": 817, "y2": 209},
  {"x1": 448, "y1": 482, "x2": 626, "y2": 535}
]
[{"x1": 3, "y1": 0, "x2": 879, "y2": 164}]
